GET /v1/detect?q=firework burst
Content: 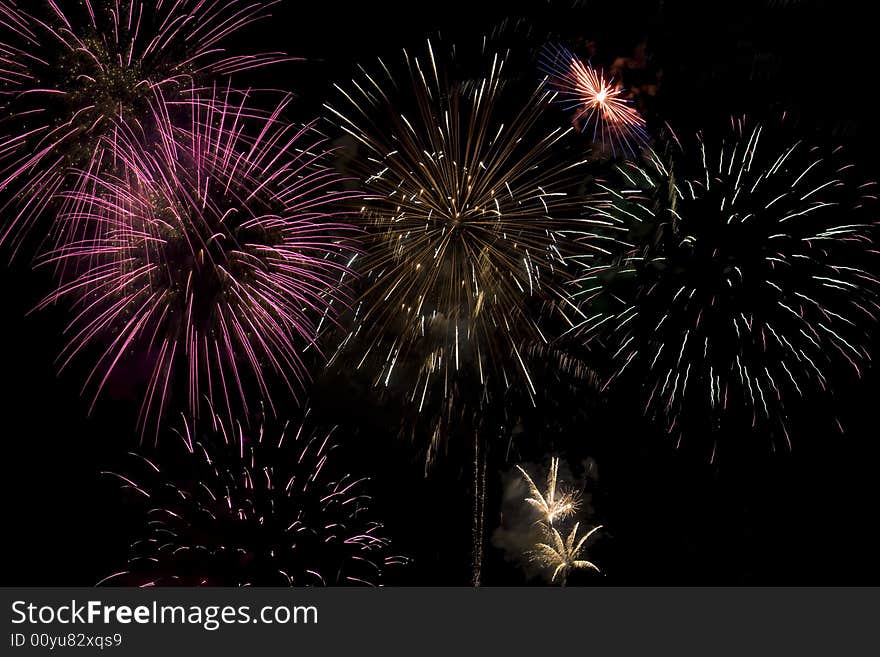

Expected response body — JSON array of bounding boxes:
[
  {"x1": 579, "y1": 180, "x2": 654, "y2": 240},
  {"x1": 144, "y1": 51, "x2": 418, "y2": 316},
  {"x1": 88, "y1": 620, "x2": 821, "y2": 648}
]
[
  {"x1": 532, "y1": 522, "x2": 601, "y2": 585},
  {"x1": 568, "y1": 118, "x2": 880, "y2": 452},
  {"x1": 100, "y1": 411, "x2": 403, "y2": 586},
  {"x1": 325, "y1": 41, "x2": 585, "y2": 463},
  {"x1": 37, "y1": 89, "x2": 359, "y2": 437},
  {"x1": 540, "y1": 44, "x2": 648, "y2": 156},
  {"x1": 516, "y1": 457, "x2": 580, "y2": 525},
  {"x1": 0, "y1": 0, "x2": 289, "y2": 254}
]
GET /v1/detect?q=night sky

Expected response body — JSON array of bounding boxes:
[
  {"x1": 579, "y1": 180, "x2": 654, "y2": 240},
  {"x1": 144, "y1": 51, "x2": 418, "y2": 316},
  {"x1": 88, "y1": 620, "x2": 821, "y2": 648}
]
[{"x1": 3, "y1": 0, "x2": 880, "y2": 586}]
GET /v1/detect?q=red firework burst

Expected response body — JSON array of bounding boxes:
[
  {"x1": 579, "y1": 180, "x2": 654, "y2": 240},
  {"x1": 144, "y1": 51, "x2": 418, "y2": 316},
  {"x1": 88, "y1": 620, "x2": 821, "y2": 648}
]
[{"x1": 540, "y1": 44, "x2": 648, "y2": 156}]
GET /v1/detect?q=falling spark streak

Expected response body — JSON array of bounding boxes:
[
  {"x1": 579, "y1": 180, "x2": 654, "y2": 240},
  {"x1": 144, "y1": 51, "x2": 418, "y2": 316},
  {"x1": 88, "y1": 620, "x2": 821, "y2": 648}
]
[
  {"x1": 0, "y1": 0, "x2": 292, "y2": 256},
  {"x1": 100, "y1": 410, "x2": 403, "y2": 586},
  {"x1": 36, "y1": 89, "x2": 360, "y2": 436},
  {"x1": 568, "y1": 118, "x2": 880, "y2": 450}
]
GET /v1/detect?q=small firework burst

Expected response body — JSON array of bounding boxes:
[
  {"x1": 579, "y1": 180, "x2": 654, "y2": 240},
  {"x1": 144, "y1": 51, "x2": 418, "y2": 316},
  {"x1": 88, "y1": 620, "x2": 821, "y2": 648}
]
[
  {"x1": 0, "y1": 0, "x2": 289, "y2": 253},
  {"x1": 37, "y1": 89, "x2": 359, "y2": 436},
  {"x1": 540, "y1": 44, "x2": 648, "y2": 156},
  {"x1": 568, "y1": 118, "x2": 880, "y2": 452},
  {"x1": 325, "y1": 40, "x2": 584, "y2": 463},
  {"x1": 532, "y1": 522, "x2": 602, "y2": 585},
  {"x1": 517, "y1": 457, "x2": 581, "y2": 525},
  {"x1": 101, "y1": 411, "x2": 404, "y2": 586}
]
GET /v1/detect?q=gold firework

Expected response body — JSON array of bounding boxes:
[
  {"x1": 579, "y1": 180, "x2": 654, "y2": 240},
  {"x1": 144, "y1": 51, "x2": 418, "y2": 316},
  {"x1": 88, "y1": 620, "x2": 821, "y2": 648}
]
[
  {"x1": 516, "y1": 457, "x2": 580, "y2": 524},
  {"x1": 326, "y1": 40, "x2": 585, "y2": 460},
  {"x1": 533, "y1": 522, "x2": 602, "y2": 585}
]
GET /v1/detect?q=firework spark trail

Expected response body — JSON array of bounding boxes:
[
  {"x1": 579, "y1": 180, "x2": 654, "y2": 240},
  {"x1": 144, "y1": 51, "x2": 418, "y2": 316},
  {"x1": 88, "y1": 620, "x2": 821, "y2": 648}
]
[
  {"x1": 516, "y1": 457, "x2": 580, "y2": 525},
  {"x1": 568, "y1": 118, "x2": 880, "y2": 451},
  {"x1": 540, "y1": 44, "x2": 648, "y2": 157},
  {"x1": 472, "y1": 431, "x2": 487, "y2": 586},
  {"x1": 36, "y1": 87, "x2": 360, "y2": 438},
  {"x1": 532, "y1": 522, "x2": 601, "y2": 586},
  {"x1": 100, "y1": 410, "x2": 403, "y2": 586},
  {"x1": 325, "y1": 40, "x2": 586, "y2": 464},
  {"x1": 0, "y1": 0, "x2": 292, "y2": 256}
]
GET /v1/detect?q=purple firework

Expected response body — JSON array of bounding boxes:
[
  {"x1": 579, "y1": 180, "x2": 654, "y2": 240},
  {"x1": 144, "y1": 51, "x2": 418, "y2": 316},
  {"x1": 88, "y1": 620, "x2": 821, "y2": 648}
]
[
  {"x1": 37, "y1": 88, "x2": 360, "y2": 438},
  {"x1": 100, "y1": 410, "x2": 404, "y2": 586},
  {"x1": 0, "y1": 0, "x2": 291, "y2": 255}
]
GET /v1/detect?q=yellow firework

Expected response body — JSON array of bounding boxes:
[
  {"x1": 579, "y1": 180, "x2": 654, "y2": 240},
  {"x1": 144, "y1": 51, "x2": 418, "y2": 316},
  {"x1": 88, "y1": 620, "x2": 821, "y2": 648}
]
[
  {"x1": 533, "y1": 522, "x2": 602, "y2": 585},
  {"x1": 516, "y1": 457, "x2": 581, "y2": 524}
]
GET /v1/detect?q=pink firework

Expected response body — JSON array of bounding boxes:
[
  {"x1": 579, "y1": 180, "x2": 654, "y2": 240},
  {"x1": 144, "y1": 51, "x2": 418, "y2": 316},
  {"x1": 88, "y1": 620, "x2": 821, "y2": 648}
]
[
  {"x1": 540, "y1": 44, "x2": 648, "y2": 156},
  {"x1": 0, "y1": 0, "x2": 291, "y2": 256},
  {"x1": 37, "y1": 89, "x2": 360, "y2": 439}
]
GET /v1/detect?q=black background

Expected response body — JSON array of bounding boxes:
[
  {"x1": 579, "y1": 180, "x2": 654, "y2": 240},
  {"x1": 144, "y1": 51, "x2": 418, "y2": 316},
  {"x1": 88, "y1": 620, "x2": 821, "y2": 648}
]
[{"x1": 3, "y1": 0, "x2": 880, "y2": 586}]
